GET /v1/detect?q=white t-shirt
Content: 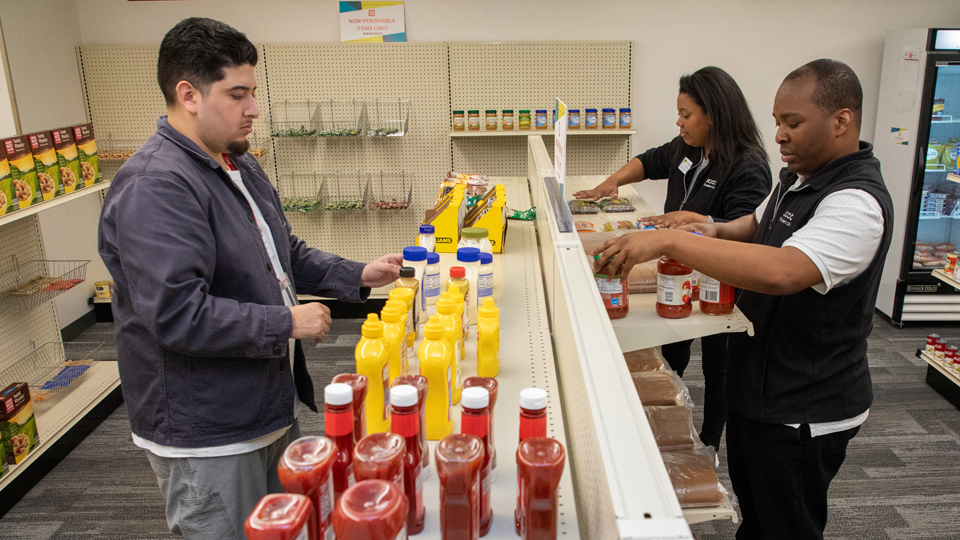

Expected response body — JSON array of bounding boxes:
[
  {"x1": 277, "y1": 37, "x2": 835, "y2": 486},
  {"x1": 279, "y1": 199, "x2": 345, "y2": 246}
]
[
  {"x1": 753, "y1": 177, "x2": 884, "y2": 436},
  {"x1": 133, "y1": 166, "x2": 301, "y2": 458}
]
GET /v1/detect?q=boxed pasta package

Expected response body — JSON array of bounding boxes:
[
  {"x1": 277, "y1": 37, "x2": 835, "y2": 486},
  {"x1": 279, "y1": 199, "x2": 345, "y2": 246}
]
[
  {"x1": 0, "y1": 141, "x2": 15, "y2": 216},
  {"x1": 0, "y1": 382, "x2": 40, "y2": 465},
  {"x1": 71, "y1": 123, "x2": 101, "y2": 187},
  {"x1": 29, "y1": 131, "x2": 63, "y2": 200},
  {"x1": 4, "y1": 135, "x2": 41, "y2": 208},
  {"x1": 52, "y1": 128, "x2": 81, "y2": 194}
]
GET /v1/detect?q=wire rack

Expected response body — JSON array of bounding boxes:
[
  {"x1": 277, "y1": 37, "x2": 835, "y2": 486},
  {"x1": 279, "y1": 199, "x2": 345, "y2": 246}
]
[
  {"x1": 278, "y1": 172, "x2": 322, "y2": 213},
  {"x1": 0, "y1": 259, "x2": 90, "y2": 313},
  {"x1": 317, "y1": 99, "x2": 367, "y2": 137},
  {"x1": 320, "y1": 171, "x2": 369, "y2": 210},
  {"x1": 368, "y1": 171, "x2": 413, "y2": 210},
  {"x1": 365, "y1": 99, "x2": 410, "y2": 137},
  {"x1": 0, "y1": 342, "x2": 102, "y2": 410},
  {"x1": 99, "y1": 135, "x2": 145, "y2": 161},
  {"x1": 270, "y1": 100, "x2": 320, "y2": 138}
]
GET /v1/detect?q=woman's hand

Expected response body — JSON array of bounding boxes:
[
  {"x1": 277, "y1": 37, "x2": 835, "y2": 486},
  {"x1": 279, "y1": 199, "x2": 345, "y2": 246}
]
[
  {"x1": 638, "y1": 211, "x2": 707, "y2": 229},
  {"x1": 677, "y1": 222, "x2": 718, "y2": 238},
  {"x1": 573, "y1": 176, "x2": 619, "y2": 201},
  {"x1": 592, "y1": 230, "x2": 665, "y2": 279}
]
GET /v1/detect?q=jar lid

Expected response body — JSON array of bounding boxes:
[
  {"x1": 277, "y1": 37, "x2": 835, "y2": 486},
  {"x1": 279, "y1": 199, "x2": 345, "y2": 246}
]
[
  {"x1": 519, "y1": 109, "x2": 530, "y2": 114},
  {"x1": 620, "y1": 107, "x2": 631, "y2": 112},
  {"x1": 399, "y1": 266, "x2": 416, "y2": 278},
  {"x1": 461, "y1": 227, "x2": 489, "y2": 239},
  {"x1": 479, "y1": 252, "x2": 493, "y2": 265},
  {"x1": 467, "y1": 110, "x2": 479, "y2": 114},
  {"x1": 602, "y1": 108, "x2": 615, "y2": 112},
  {"x1": 586, "y1": 108, "x2": 598, "y2": 113},
  {"x1": 485, "y1": 110, "x2": 497, "y2": 113},
  {"x1": 390, "y1": 385, "x2": 418, "y2": 407},
  {"x1": 325, "y1": 383, "x2": 353, "y2": 406},
  {"x1": 519, "y1": 388, "x2": 547, "y2": 409},
  {"x1": 461, "y1": 387, "x2": 489, "y2": 409},
  {"x1": 453, "y1": 110, "x2": 464, "y2": 114},
  {"x1": 427, "y1": 252, "x2": 440, "y2": 264},
  {"x1": 569, "y1": 109, "x2": 580, "y2": 113},
  {"x1": 536, "y1": 109, "x2": 547, "y2": 113},
  {"x1": 457, "y1": 247, "x2": 481, "y2": 263},
  {"x1": 402, "y1": 246, "x2": 427, "y2": 261},
  {"x1": 419, "y1": 224, "x2": 434, "y2": 234},
  {"x1": 450, "y1": 266, "x2": 465, "y2": 278},
  {"x1": 502, "y1": 109, "x2": 514, "y2": 113}
]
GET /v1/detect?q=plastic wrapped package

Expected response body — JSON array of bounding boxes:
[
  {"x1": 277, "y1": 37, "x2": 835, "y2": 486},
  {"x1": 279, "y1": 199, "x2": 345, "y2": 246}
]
[
  {"x1": 622, "y1": 347, "x2": 667, "y2": 372},
  {"x1": 631, "y1": 371, "x2": 693, "y2": 408},
  {"x1": 626, "y1": 260, "x2": 658, "y2": 294},
  {"x1": 569, "y1": 200, "x2": 601, "y2": 214},
  {"x1": 644, "y1": 405, "x2": 698, "y2": 451},
  {"x1": 660, "y1": 448, "x2": 725, "y2": 508},
  {"x1": 598, "y1": 197, "x2": 636, "y2": 213},
  {"x1": 575, "y1": 221, "x2": 601, "y2": 233},
  {"x1": 578, "y1": 231, "x2": 620, "y2": 253}
]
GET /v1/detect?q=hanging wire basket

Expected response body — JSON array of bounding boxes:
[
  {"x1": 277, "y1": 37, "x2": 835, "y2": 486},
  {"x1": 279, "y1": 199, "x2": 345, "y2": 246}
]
[
  {"x1": 279, "y1": 172, "x2": 322, "y2": 213},
  {"x1": 0, "y1": 259, "x2": 90, "y2": 313},
  {"x1": 369, "y1": 171, "x2": 413, "y2": 210},
  {"x1": 317, "y1": 100, "x2": 367, "y2": 137},
  {"x1": 270, "y1": 100, "x2": 320, "y2": 138},
  {"x1": 0, "y1": 342, "x2": 103, "y2": 409},
  {"x1": 248, "y1": 133, "x2": 270, "y2": 158},
  {"x1": 321, "y1": 171, "x2": 369, "y2": 210},
  {"x1": 365, "y1": 100, "x2": 410, "y2": 137},
  {"x1": 99, "y1": 134, "x2": 145, "y2": 161}
]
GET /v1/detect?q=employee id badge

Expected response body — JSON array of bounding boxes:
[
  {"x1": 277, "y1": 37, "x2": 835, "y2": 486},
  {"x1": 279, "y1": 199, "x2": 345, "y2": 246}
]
[
  {"x1": 280, "y1": 276, "x2": 299, "y2": 307},
  {"x1": 678, "y1": 157, "x2": 693, "y2": 174}
]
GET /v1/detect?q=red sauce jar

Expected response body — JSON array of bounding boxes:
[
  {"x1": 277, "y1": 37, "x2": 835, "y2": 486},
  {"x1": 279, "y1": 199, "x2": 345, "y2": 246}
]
[
  {"x1": 516, "y1": 388, "x2": 548, "y2": 534},
  {"x1": 517, "y1": 437, "x2": 565, "y2": 540},
  {"x1": 353, "y1": 432, "x2": 405, "y2": 493},
  {"x1": 333, "y1": 480, "x2": 408, "y2": 540},
  {"x1": 460, "y1": 387, "x2": 493, "y2": 536},
  {"x1": 699, "y1": 274, "x2": 735, "y2": 315},
  {"x1": 593, "y1": 255, "x2": 629, "y2": 319},
  {"x1": 393, "y1": 374, "x2": 430, "y2": 478},
  {"x1": 245, "y1": 493, "x2": 317, "y2": 540},
  {"x1": 277, "y1": 436, "x2": 337, "y2": 540},
  {"x1": 463, "y1": 376, "x2": 499, "y2": 476},
  {"x1": 324, "y1": 383, "x2": 357, "y2": 502},
  {"x1": 389, "y1": 385, "x2": 426, "y2": 535},
  {"x1": 656, "y1": 257, "x2": 693, "y2": 319},
  {"x1": 437, "y1": 434, "x2": 484, "y2": 540},
  {"x1": 332, "y1": 373, "x2": 369, "y2": 442}
]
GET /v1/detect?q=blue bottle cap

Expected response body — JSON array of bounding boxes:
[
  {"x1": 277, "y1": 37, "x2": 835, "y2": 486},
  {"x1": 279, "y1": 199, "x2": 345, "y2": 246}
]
[
  {"x1": 419, "y1": 224, "x2": 434, "y2": 234},
  {"x1": 620, "y1": 107, "x2": 631, "y2": 112},
  {"x1": 569, "y1": 109, "x2": 580, "y2": 113},
  {"x1": 427, "y1": 252, "x2": 440, "y2": 264},
  {"x1": 479, "y1": 252, "x2": 493, "y2": 265},
  {"x1": 402, "y1": 246, "x2": 428, "y2": 261},
  {"x1": 456, "y1": 247, "x2": 481, "y2": 263},
  {"x1": 602, "y1": 108, "x2": 615, "y2": 113},
  {"x1": 586, "y1": 108, "x2": 598, "y2": 113},
  {"x1": 536, "y1": 109, "x2": 547, "y2": 113}
]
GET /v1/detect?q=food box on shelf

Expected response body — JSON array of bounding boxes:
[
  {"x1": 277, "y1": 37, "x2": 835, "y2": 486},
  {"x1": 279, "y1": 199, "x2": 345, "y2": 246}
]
[
  {"x1": 29, "y1": 131, "x2": 62, "y2": 200},
  {"x1": 3, "y1": 135, "x2": 41, "y2": 209},
  {"x1": 71, "y1": 123, "x2": 101, "y2": 187},
  {"x1": 52, "y1": 128, "x2": 81, "y2": 195},
  {"x1": 0, "y1": 141, "x2": 15, "y2": 216},
  {"x1": 0, "y1": 382, "x2": 40, "y2": 466}
]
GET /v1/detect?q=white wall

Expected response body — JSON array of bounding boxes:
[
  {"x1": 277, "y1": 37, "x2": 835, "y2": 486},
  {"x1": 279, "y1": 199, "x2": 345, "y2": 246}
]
[{"x1": 74, "y1": 0, "x2": 960, "y2": 212}]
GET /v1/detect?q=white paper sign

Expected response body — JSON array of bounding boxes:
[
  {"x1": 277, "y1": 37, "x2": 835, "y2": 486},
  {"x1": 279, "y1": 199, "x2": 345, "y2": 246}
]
[
  {"x1": 340, "y1": 2, "x2": 406, "y2": 43},
  {"x1": 554, "y1": 98, "x2": 567, "y2": 196}
]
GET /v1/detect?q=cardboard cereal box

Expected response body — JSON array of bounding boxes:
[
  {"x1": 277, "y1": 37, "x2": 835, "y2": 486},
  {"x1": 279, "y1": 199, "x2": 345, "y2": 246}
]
[
  {"x1": 29, "y1": 131, "x2": 63, "y2": 200},
  {"x1": 0, "y1": 382, "x2": 40, "y2": 466},
  {"x1": 71, "y1": 123, "x2": 100, "y2": 187},
  {"x1": 4, "y1": 136, "x2": 41, "y2": 208},
  {"x1": 0, "y1": 141, "x2": 15, "y2": 216},
  {"x1": 52, "y1": 128, "x2": 81, "y2": 195}
]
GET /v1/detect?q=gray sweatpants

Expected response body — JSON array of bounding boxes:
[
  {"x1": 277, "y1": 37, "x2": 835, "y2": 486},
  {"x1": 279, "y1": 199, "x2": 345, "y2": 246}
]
[{"x1": 144, "y1": 421, "x2": 301, "y2": 539}]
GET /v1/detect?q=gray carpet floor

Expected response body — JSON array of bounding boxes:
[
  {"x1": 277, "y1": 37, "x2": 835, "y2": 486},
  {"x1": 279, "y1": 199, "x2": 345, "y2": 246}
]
[{"x1": 0, "y1": 315, "x2": 958, "y2": 539}]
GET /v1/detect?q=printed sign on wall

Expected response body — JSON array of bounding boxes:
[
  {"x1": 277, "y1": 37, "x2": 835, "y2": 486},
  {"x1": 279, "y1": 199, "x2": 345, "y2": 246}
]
[{"x1": 340, "y1": 2, "x2": 406, "y2": 43}]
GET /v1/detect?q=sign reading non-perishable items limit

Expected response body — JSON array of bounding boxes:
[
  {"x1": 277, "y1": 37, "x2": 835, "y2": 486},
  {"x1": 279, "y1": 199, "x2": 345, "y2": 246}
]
[{"x1": 340, "y1": 1, "x2": 406, "y2": 43}]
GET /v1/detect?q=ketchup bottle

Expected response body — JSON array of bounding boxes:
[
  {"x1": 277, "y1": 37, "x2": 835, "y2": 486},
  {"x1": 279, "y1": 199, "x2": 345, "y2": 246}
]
[
  {"x1": 246, "y1": 493, "x2": 317, "y2": 540},
  {"x1": 353, "y1": 432, "x2": 405, "y2": 494},
  {"x1": 390, "y1": 385, "x2": 426, "y2": 535},
  {"x1": 437, "y1": 434, "x2": 484, "y2": 540},
  {"x1": 333, "y1": 480, "x2": 409, "y2": 540},
  {"x1": 593, "y1": 255, "x2": 629, "y2": 319},
  {"x1": 516, "y1": 388, "x2": 548, "y2": 534},
  {"x1": 699, "y1": 274, "x2": 735, "y2": 315},
  {"x1": 277, "y1": 436, "x2": 337, "y2": 540},
  {"x1": 324, "y1": 383, "x2": 356, "y2": 502},
  {"x1": 656, "y1": 257, "x2": 693, "y2": 319},
  {"x1": 518, "y1": 438, "x2": 566, "y2": 540},
  {"x1": 460, "y1": 387, "x2": 493, "y2": 536},
  {"x1": 394, "y1": 373, "x2": 430, "y2": 479},
  {"x1": 463, "y1": 376, "x2": 498, "y2": 478},
  {"x1": 332, "y1": 373, "x2": 368, "y2": 442}
]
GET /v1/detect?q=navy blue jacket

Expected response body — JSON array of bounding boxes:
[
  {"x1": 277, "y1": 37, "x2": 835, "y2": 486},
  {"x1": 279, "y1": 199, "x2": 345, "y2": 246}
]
[{"x1": 99, "y1": 116, "x2": 369, "y2": 448}]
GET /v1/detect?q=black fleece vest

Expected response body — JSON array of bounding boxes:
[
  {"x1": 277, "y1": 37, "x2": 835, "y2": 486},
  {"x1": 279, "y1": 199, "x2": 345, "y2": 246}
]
[{"x1": 727, "y1": 142, "x2": 894, "y2": 424}]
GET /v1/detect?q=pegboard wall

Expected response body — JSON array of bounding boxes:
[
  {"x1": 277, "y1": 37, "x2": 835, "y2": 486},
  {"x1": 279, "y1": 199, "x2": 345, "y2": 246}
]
[
  {"x1": 77, "y1": 41, "x2": 633, "y2": 261},
  {"x1": 0, "y1": 217, "x2": 62, "y2": 375}
]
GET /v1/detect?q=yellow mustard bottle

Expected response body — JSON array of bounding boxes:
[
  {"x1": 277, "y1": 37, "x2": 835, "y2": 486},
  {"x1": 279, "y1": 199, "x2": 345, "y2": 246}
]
[
  {"x1": 355, "y1": 313, "x2": 391, "y2": 434},
  {"x1": 476, "y1": 297, "x2": 500, "y2": 378},
  {"x1": 447, "y1": 267, "x2": 471, "y2": 339},
  {"x1": 419, "y1": 315, "x2": 454, "y2": 440},
  {"x1": 389, "y1": 287, "x2": 416, "y2": 351},
  {"x1": 380, "y1": 303, "x2": 408, "y2": 382},
  {"x1": 384, "y1": 298, "x2": 409, "y2": 371},
  {"x1": 436, "y1": 292, "x2": 463, "y2": 405},
  {"x1": 446, "y1": 285, "x2": 467, "y2": 362}
]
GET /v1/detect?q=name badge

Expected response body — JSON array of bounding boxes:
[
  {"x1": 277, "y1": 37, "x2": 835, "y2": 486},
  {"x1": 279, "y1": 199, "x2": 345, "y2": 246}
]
[{"x1": 678, "y1": 157, "x2": 693, "y2": 174}]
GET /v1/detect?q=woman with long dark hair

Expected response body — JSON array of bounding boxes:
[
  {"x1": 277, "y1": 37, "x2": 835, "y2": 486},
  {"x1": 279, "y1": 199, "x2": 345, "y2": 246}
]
[{"x1": 574, "y1": 66, "x2": 771, "y2": 458}]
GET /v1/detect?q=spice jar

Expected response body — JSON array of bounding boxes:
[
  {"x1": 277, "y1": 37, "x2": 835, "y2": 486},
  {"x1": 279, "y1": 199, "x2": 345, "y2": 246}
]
[
  {"x1": 619, "y1": 108, "x2": 632, "y2": 128},
  {"x1": 519, "y1": 110, "x2": 532, "y2": 130},
  {"x1": 535, "y1": 110, "x2": 548, "y2": 130},
  {"x1": 568, "y1": 109, "x2": 581, "y2": 130},
  {"x1": 602, "y1": 108, "x2": 616, "y2": 129},
  {"x1": 584, "y1": 108, "x2": 598, "y2": 129},
  {"x1": 467, "y1": 110, "x2": 480, "y2": 131},
  {"x1": 593, "y1": 255, "x2": 629, "y2": 319},
  {"x1": 453, "y1": 110, "x2": 465, "y2": 131},
  {"x1": 656, "y1": 257, "x2": 692, "y2": 319},
  {"x1": 485, "y1": 110, "x2": 498, "y2": 131},
  {"x1": 502, "y1": 110, "x2": 515, "y2": 130}
]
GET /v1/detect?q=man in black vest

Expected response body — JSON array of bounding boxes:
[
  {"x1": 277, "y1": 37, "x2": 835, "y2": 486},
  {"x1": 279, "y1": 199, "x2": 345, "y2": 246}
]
[{"x1": 595, "y1": 59, "x2": 893, "y2": 539}]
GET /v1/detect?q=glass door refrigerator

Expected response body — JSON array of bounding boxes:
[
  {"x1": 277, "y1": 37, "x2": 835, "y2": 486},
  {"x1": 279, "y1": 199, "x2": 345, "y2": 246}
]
[{"x1": 876, "y1": 28, "x2": 960, "y2": 324}]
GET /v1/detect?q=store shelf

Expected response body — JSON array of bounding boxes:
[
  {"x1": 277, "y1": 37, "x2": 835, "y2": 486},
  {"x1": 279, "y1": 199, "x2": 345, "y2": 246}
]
[
  {"x1": 919, "y1": 349, "x2": 960, "y2": 388},
  {"x1": 450, "y1": 129, "x2": 636, "y2": 137},
  {"x1": 0, "y1": 259, "x2": 89, "y2": 313},
  {"x1": 0, "y1": 361, "x2": 120, "y2": 492},
  {"x1": 931, "y1": 116, "x2": 960, "y2": 124},
  {"x1": 683, "y1": 492, "x2": 738, "y2": 525},
  {"x1": 0, "y1": 182, "x2": 109, "y2": 228},
  {"x1": 932, "y1": 268, "x2": 960, "y2": 291}
]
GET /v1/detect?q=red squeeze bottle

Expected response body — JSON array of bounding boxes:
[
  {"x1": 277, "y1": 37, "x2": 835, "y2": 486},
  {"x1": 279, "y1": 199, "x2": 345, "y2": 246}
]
[
  {"x1": 277, "y1": 436, "x2": 337, "y2": 540},
  {"x1": 353, "y1": 432, "x2": 405, "y2": 494},
  {"x1": 463, "y1": 376, "x2": 498, "y2": 477},
  {"x1": 437, "y1": 434, "x2": 484, "y2": 540},
  {"x1": 333, "y1": 479, "x2": 408, "y2": 540},
  {"x1": 518, "y1": 438, "x2": 565, "y2": 540},
  {"x1": 324, "y1": 383, "x2": 357, "y2": 502},
  {"x1": 460, "y1": 387, "x2": 493, "y2": 536},
  {"x1": 516, "y1": 388, "x2": 548, "y2": 534},
  {"x1": 390, "y1": 385, "x2": 426, "y2": 535},
  {"x1": 394, "y1": 373, "x2": 430, "y2": 478},
  {"x1": 245, "y1": 493, "x2": 318, "y2": 540},
  {"x1": 332, "y1": 373, "x2": 369, "y2": 442}
]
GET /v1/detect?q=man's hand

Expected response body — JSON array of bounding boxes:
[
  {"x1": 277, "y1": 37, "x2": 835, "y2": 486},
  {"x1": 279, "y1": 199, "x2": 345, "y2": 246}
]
[
  {"x1": 593, "y1": 230, "x2": 665, "y2": 279},
  {"x1": 361, "y1": 253, "x2": 402, "y2": 288},
  {"x1": 639, "y1": 211, "x2": 706, "y2": 229},
  {"x1": 573, "y1": 176, "x2": 619, "y2": 201},
  {"x1": 290, "y1": 303, "x2": 332, "y2": 343},
  {"x1": 677, "y1": 222, "x2": 719, "y2": 238}
]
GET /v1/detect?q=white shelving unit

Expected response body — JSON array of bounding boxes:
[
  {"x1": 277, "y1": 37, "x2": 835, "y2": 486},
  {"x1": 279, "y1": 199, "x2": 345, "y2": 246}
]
[
  {"x1": 919, "y1": 349, "x2": 960, "y2": 387},
  {"x1": 0, "y1": 182, "x2": 109, "y2": 228},
  {"x1": 932, "y1": 268, "x2": 960, "y2": 291}
]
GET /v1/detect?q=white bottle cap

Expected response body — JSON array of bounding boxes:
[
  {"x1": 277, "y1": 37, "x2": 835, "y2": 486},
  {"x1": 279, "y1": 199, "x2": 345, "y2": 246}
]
[
  {"x1": 390, "y1": 385, "x2": 418, "y2": 407},
  {"x1": 325, "y1": 383, "x2": 353, "y2": 406},
  {"x1": 461, "y1": 387, "x2": 489, "y2": 409},
  {"x1": 519, "y1": 388, "x2": 547, "y2": 410}
]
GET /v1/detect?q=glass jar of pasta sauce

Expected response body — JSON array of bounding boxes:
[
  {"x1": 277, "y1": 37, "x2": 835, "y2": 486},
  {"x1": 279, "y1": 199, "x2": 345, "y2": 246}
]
[
  {"x1": 593, "y1": 255, "x2": 629, "y2": 319},
  {"x1": 699, "y1": 274, "x2": 734, "y2": 315},
  {"x1": 656, "y1": 257, "x2": 692, "y2": 319}
]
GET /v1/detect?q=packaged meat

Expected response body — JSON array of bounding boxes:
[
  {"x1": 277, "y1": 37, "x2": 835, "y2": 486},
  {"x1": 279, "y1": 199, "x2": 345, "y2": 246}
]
[
  {"x1": 598, "y1": 197, "x2": 636, "y2": 213},
  {"x1": 576, "y1": 221, "x2": 600, "y2": 233},
  {"x1": 622, "y1": 347, "x2": 667, "y2": 372},
  {"x1": 644, "y1": 405, "x2": 698, "y2": 451},
  {"x1": 569, "y1": 200, "x2": 601, "y2": 214},
  {"x1": 630, "y1": 371, "x2": 693, "y2": 408},
  {"x1": 660, "y1": 448, "x2": 725, "y2": 508},
  {"x1": 627, "y1": 260, "x2": 658, "y2": 294}
]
